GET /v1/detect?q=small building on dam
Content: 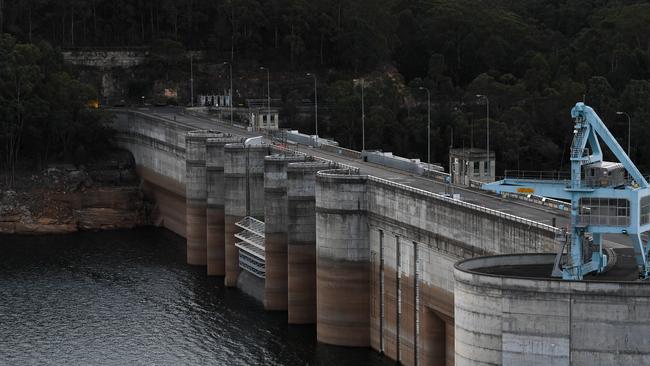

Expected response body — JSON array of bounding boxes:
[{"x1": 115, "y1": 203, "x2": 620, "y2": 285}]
[{"x1": 111, "y1": 109, "x2": 650, "y2": 366}]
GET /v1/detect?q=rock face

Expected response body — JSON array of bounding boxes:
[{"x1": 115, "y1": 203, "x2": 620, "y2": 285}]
[{"x1": 0, "y1": 150, "x2": 149, "y2": 235}]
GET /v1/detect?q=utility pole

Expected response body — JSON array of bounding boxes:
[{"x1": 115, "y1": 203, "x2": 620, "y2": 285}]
[
  {"x1": 616, "y1": 111, "x2": 631, "y2": 156},
  {"x1": 224, "y1": 61, "x2": 234, "y2": 125},
  {"x1": 361, "y1": 79, "x2": 365, "y2": 151},
  {"x1": 260, "y1": 67, "x2": 270, "y2": 129},
  {"x1": 190, "y1": 54, "x2": 194, "y2": 107},
  {"x1": 307, "y1": 73, "x2": 318, "y2": 138},
  {"x1": 419, "y1": 87, "x2": 431, "y2": 165},
  {"x1": 476, "y1": 94, "x2": 490, "y2": 173}
]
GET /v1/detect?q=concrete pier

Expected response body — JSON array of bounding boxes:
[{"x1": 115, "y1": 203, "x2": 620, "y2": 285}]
[
  {"x1": 206, "y1": 136, "x2": 241, "y2": 276},
  {"x1": 454, "y1": 253, "x2": 650, "y2": 366},
  {"x1": 224, "y1": 143, "x2": 270, "y2": 287},
  {"x1": 316, "y1": 169, "x2": 370, "y2": 347},
  {"x1": 263, "y1": 154, "x2": 305, "y2": 311},
  {"x1": 186, "y1": 130, "x2": 220, "y2": 265},
  {"x1": 286, "y1": 161, "x2": 331, "y2": 324}
]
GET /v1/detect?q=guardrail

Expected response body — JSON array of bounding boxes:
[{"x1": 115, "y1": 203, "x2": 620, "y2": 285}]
[
  {"x1": 368, "y1": 175, "x2": 562, "y2": 234},
  {"x1": 504, "y1": 170, "x2": 571, "y2": 180},
  {"x1": 316, "y1": 169, "x2": 562, "y2": 235},
  {"x1": 320, "y1": 143, "x2": 362, "y2": 159}
]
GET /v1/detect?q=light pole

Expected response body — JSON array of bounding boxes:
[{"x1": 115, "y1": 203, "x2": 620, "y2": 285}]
[
  {"x1": 361, "y1": 79, "x2": 365, "y2": 151},
  {"x1": 419, "y1": 86, "x2": 431, "y2": 165},
  {"x1": 616, "y1": 111, "x2": 631, "y2": 156},
  {"x1": 307, "y1": 73, "x2": 318, "y2": 137},
  {"x1": 260, "y1": 67, "x2": 270, "y2": 129},
  {"x1": 190, "y1": 54, "x2": 194, "y2": 107},
  {"x1": 224, "y1": 61, "x2": 234, "y2": 125},
  {"x1": 476, "y1": 94, "x2": 490, "y2": 173}
]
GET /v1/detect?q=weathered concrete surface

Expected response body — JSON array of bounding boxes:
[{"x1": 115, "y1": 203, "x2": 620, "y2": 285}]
[
  {"x1": 287, "y1": 161, "x2": 332, "y2": 324},
  {"x1": 206, "y1": 136, "x2": 241, "y2": 276},
  {"x1": 454, "y1": 254, "x2": 650, "y2": 366},
  {"x1": 263, "y1": 154, "x2": 305, "y2": 311},
  {"x1": 224, "y1": 143, "x2": 271, "y2": 287},
  {"x1": 186, "y1": 130, "x2": 221, "y2": 266},
  {"x1": 316, "y1": 170, "x2": 370, "y2": 347},
  {"x1": 315, "y1": 172, "x2": 557, "y2": 365}
]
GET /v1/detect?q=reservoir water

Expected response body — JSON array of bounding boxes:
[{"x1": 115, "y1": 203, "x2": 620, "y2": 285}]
[{"x1": 0, "y1": 228, "x2": 390, "y2": 365}]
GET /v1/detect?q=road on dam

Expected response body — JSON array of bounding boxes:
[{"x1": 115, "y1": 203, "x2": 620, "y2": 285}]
[{"x1": 128, "y1": 107, "x2": 631, "y2": 249}]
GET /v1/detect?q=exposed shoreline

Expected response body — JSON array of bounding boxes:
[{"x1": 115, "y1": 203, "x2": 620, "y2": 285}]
[{"x1": 0, "y1": 151, "x2": 150, "y2": 235}]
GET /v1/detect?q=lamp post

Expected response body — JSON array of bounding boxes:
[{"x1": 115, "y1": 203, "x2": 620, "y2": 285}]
[
  {"x1": 260, "y1": 67, "x2": 270, "y2": 129},
  {"x1": 476, "y1": 94, "x2": 490, "y2": 173},
  {"x1": 223, "y1": 61, "x2": 234, "y2": 125},
  {"x1": 616, "y1": 111, "x2": 631, "y2": 156},
  {"x1": 307, "y1": 73, "x2": 318, "y2": 137},
  {"x1": 419, "y1": 87, "x2": 431, "y2": 165},
  {"x1": 361, "y1": 79, "x2": 365, "y2": 151},
  {"x1": 190, "y1": 54, "x2": 194, "y2": 107}
]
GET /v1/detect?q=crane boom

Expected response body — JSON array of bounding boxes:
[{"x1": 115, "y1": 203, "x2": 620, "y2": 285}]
[{"x1": 483, "y1": 102, "x2": 650, "y2": 280}]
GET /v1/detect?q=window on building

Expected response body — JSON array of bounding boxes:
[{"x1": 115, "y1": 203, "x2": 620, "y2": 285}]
[
  {"x1": 579, "y1": 197, "x2": 630, "y2": 226},
  {"x1": 641, "y1": 196, "x2": 650, "y2": 225},
  {"x1": 473, "y1": 161, "x2": 480, "y2": 175}
]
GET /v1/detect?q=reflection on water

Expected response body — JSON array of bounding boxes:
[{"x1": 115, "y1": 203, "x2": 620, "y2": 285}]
[{"x1": 0, "y1": 228, "x2": 390, "y2": 365}]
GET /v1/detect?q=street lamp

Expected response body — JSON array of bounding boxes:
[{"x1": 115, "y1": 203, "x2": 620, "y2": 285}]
[
  {"x1": 260, "y1": 66, "x2": 271, "y2": 129},
  {"x1": 419, "y1": 87, "x2": 431, "y2": 165},
  {"x1": 616, "y1": 111, "x2": 631, "y2": 156},
  {"x1": 361, "y1": 79, "x2": 366, "y2": 151},
  {"x1": 307, "y1": 73, "x2": 318, "y2": 137},
  {"x1": 190, "y1": 54, "x2": 194, "y2": 107},
  {"x1": 418, "y1": 86, "x2": 431, "y2": 167},
  {"x1": 476, "y1": 94, "x2": 490, "y2": 173},
  {"x1": 223, "y1": 61, "x2": 234, "y2": 125}
]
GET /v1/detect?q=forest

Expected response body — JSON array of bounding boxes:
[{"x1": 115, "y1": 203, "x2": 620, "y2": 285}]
[{"x1": 1, "y1": 0, "x2": 650, "y2": 174}]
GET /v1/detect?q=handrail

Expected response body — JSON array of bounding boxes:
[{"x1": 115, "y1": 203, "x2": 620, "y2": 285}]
[{"x1": 316, "y1": 169, "x2": 562, "y2": 234}]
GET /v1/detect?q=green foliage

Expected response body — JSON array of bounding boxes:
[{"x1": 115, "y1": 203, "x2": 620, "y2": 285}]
[
  {"x1": 2, "y1": 1, "x2": 650, "y2": 173},
  {"x1": 0, "y1": 34, "x2": 112, "y2": 186}
]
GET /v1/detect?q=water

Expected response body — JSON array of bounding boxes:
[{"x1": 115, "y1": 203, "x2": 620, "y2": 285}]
[{"x1": 0, "y1": 228, "x2": 390, "y2": 366}]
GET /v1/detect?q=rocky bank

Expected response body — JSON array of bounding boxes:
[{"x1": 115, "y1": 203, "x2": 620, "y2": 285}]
[{"x1": 0, "y1": 150, "x2": 150, "y2": 235}]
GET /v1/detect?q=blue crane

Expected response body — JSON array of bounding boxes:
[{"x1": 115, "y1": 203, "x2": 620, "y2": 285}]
[{"x1": 482, "y1": 102, "x2": 650, "y2": 280}]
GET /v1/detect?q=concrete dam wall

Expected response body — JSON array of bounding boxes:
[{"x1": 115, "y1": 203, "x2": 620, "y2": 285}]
[{"x1": 111, "y1": 110, "x2": 648, "y2": 365}]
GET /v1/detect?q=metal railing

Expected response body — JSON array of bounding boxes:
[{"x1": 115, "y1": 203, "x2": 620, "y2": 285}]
[
  {"x1": 316, "y1": 169, "x2": 561, "y2": 235},
  {"x1": 366, "y1": 175, "x2": 562, "y2": 234},
  {"x1": 235, "y1": 216, "x2": 266, "y2": 278},
  {"x1": 504, "y1": 170, "x2": 571, "y2": 181},
  {"x1": 235, "y1": 216, "x2": 265, "y2": 237},
  {"x1": 238, "y1": 249, "x2": 266, "y2": 278}
]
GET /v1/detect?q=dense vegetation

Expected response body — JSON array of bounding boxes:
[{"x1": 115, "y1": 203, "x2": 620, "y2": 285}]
[
  {"x1": 0, "y1": 34, "x2": 112, "y2": 186},
  {"x1": 2, "y1": 1, "x2": 650, "y2": 173}
]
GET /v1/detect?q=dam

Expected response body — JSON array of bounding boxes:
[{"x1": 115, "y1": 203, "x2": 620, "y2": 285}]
[{"x1": 111, "y1": 108, "x2": 650, "y2": 365}]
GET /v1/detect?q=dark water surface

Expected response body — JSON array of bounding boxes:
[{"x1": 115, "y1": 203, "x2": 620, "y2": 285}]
[{"x1": 0, "y1": 228, "x2": 390, "y2": 365}]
